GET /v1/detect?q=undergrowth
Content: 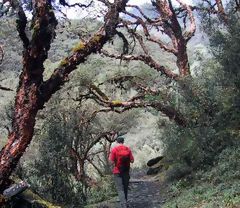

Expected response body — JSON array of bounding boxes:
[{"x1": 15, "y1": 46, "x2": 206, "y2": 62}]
[
  {"x1": 163, "y1": 147, "x2": 240, "y2": 208},
  {"x1": 86, "y1": 176, "x2": 117, "y2": 205}
]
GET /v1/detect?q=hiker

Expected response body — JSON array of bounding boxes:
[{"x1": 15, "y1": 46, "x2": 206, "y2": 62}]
[{"x1": 109, "y1": 136, "x2": 134, "y2": 207}]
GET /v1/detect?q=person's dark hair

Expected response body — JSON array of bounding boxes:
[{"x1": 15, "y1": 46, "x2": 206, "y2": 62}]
[{"x1": 116, "y1": 136, "x2": 124, "y2": 144}]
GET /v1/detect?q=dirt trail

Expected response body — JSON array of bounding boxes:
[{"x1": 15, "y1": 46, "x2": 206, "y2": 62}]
[
  {"x1": 127, "y1": 177, "x2": 166, "y2": 208},
  {"x1": 93, "y1": 172, "x2": 167, "y2": 208}
]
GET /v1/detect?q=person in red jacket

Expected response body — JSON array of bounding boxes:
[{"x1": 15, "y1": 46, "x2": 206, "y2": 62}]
[{"x1": 109, "y1": 136, "x2": 134, "y2": 207}]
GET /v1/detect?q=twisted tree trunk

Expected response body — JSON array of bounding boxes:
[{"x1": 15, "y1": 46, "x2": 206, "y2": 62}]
[{"x1": 0, "y1": 0, "x2": 128, "y2": 193}]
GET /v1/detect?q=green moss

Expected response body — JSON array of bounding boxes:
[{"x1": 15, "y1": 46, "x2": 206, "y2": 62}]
[
  {"x1": 112, "y1": 100, "x2": 122, "y2": 105},
  {"x1": 72, "y1": 42, "x2": 85, "y2": 52},
  {"x1": 59, "y1": 58, "x2": 68, "y2": 67},
  {"x1": 17, "y1": 189, "x2": 61, "y2": 208},
  {"x1": 92, "y1": 34, "x2": 102, "y2": 42}
]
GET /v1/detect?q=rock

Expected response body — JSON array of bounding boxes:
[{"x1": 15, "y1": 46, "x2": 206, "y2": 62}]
[
  {"x1": 147, "y1": 156, "x2": 164, "y2": 167},
  {"x1": 3, "y1": 181, "x2": 30, "y2": 198},
  {"x1": 2, "y1": 182, "x2": 61, "y2": 208}
]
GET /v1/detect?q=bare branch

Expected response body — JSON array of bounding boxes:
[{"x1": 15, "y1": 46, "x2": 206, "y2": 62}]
[
  {"x1": 175, "y1": 0, "x2": 196, "y2": 41},
  {"x1": 0, "y1": 85, "x2": 14, "y2": 91},
  {"x1": 215, "y1": 0, "x2": 228, "y2": 22},
  {"x1": 16, "y1": 5, "x2": 29, "y2": 48},
  {"x1": 147, "y1": 36, "x2": 178, "y2": 55},
  {"x1": 105, "y1": 0, "x2": 195, "y2": 79},
  {"x1": 126, "y1": 5, "x2": 155, "y2": 23},
  {"x1": 59, "y1": 0, "x2": 93, "y2": 8},
  {"x1": 40, "y1": 0, "x2": 129, "y2": 104},
  {"x1": 77, "y1": 83, "x2": 187, "y2": 126},
  {"x1": 101, "y1": 49, "x2": 179, "y2": 79},
  {"x1": 86, "y1": 158, "x2": 104, "y2": 177}
]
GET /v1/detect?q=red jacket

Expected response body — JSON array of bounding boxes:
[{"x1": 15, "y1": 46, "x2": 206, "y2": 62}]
[{"x1": 109, "y1": 144, "x2": 134, "y2": 174}]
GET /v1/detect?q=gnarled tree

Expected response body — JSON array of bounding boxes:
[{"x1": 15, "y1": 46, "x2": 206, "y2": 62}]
[
  {"x1": 102, "y1": 0, "x2": 196, "y2": 80},
  {"x1": 100, "y1": 0, "x2": 234, "y2": 125},
  {"x1": 0, "y1": 0, "x2": 129, "y2": 193}
]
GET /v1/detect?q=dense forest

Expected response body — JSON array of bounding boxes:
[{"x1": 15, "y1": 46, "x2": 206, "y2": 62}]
[{"x1": 0, "y1": 0, "x2": 239, "y2": 207}]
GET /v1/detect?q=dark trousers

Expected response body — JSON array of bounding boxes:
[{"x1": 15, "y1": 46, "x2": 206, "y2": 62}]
[{"x1": 114, "y1": 172, "x2": 130, "y2": 207}]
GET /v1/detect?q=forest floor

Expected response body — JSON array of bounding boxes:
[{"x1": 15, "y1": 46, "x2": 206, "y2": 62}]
[{"x1": 87, "y1": 171, "x2": 169, "y2": 208}]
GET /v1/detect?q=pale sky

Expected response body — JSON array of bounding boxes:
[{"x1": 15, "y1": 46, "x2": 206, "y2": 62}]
[
  {"x1": 128, "y1": 0, "x2": 192, "y2": 5},
  {"x1": 65, "y1": 0, "x2": 193, "y2": 19}
]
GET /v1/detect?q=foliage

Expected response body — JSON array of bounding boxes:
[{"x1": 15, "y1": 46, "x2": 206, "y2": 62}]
[
  {"x1": 162, "y1": 146, "x2": 240, "y2": 208},
  {"x1": 17, "y1": 91, "x2": 139, "y2": 206},
  {"x1": 18, "y1": 113, "x2": 86, "y2": 207},
  {"x1": 86, "y1": 176, "x2": 117, "y2": 205},
  {"x1": 159, "y1": 13, "x2": 240, "y2": 178}
]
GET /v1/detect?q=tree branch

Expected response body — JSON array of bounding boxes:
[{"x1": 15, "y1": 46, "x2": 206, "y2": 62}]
[
  {"x1": 40, "y1": 0, "x2": 129, "y2": 105},
  {"x1": 59, "y1": 0, "x2": 93, "y2": 8},
  {"x1": 86, "y1": 158, "x2": 104, "y2": 177},
  {"x1": 175, "y1": 0, "x2": 196, "y2": 41},
  {"x1": 101, "y1": 49, "x2": 179, "y2": 79},
  {"x1": 0, "y1": 85, "x2": 13, "y2": 91},
  {"x1": 77, "y1": 83, "x2": 187, "y2": 126}
]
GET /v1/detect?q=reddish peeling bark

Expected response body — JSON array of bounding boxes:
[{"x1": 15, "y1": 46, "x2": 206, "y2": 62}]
[
  {"x1": 215, "y1": 0, "x2": 228, "y2": 22},
  {"x1": 104, "y1": 0, "x2": 196, "y2": 79},
  {"x1": 0, "y1": 0, "x2": 57, "y2": 193},
  {"x1": 0, "y1": 0, "x2": 129, "y2": 193},
  {"x1": 177, "y1": 39, "x2": 190, "y2": 77},
  {"x1": 70, "y1": 148, "x2": 86, "y2": 182},
  {"x1": 0, "y1": 84, "x2": 39, "y2": 192},
  {"x1": 155, "y1": 0, "x2": 192, "y2": 77}
]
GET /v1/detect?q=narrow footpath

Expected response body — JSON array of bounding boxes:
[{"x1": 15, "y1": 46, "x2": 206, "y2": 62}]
[
  {"x1": 127, "y1": 177, "x2": 166, "y2": 208},
  {"x1": 93, "y1": 172, "x2": 168, "y2": 208}
]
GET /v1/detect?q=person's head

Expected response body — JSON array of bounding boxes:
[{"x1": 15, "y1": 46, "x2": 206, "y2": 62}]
[{"x1": 116, "y1": 136, "x2": 125, "y2": 144}]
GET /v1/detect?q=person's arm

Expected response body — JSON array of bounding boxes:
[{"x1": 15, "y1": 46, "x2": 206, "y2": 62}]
[{"x1": 129, "y1": 149, "x2": 134, "y2": 163}]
